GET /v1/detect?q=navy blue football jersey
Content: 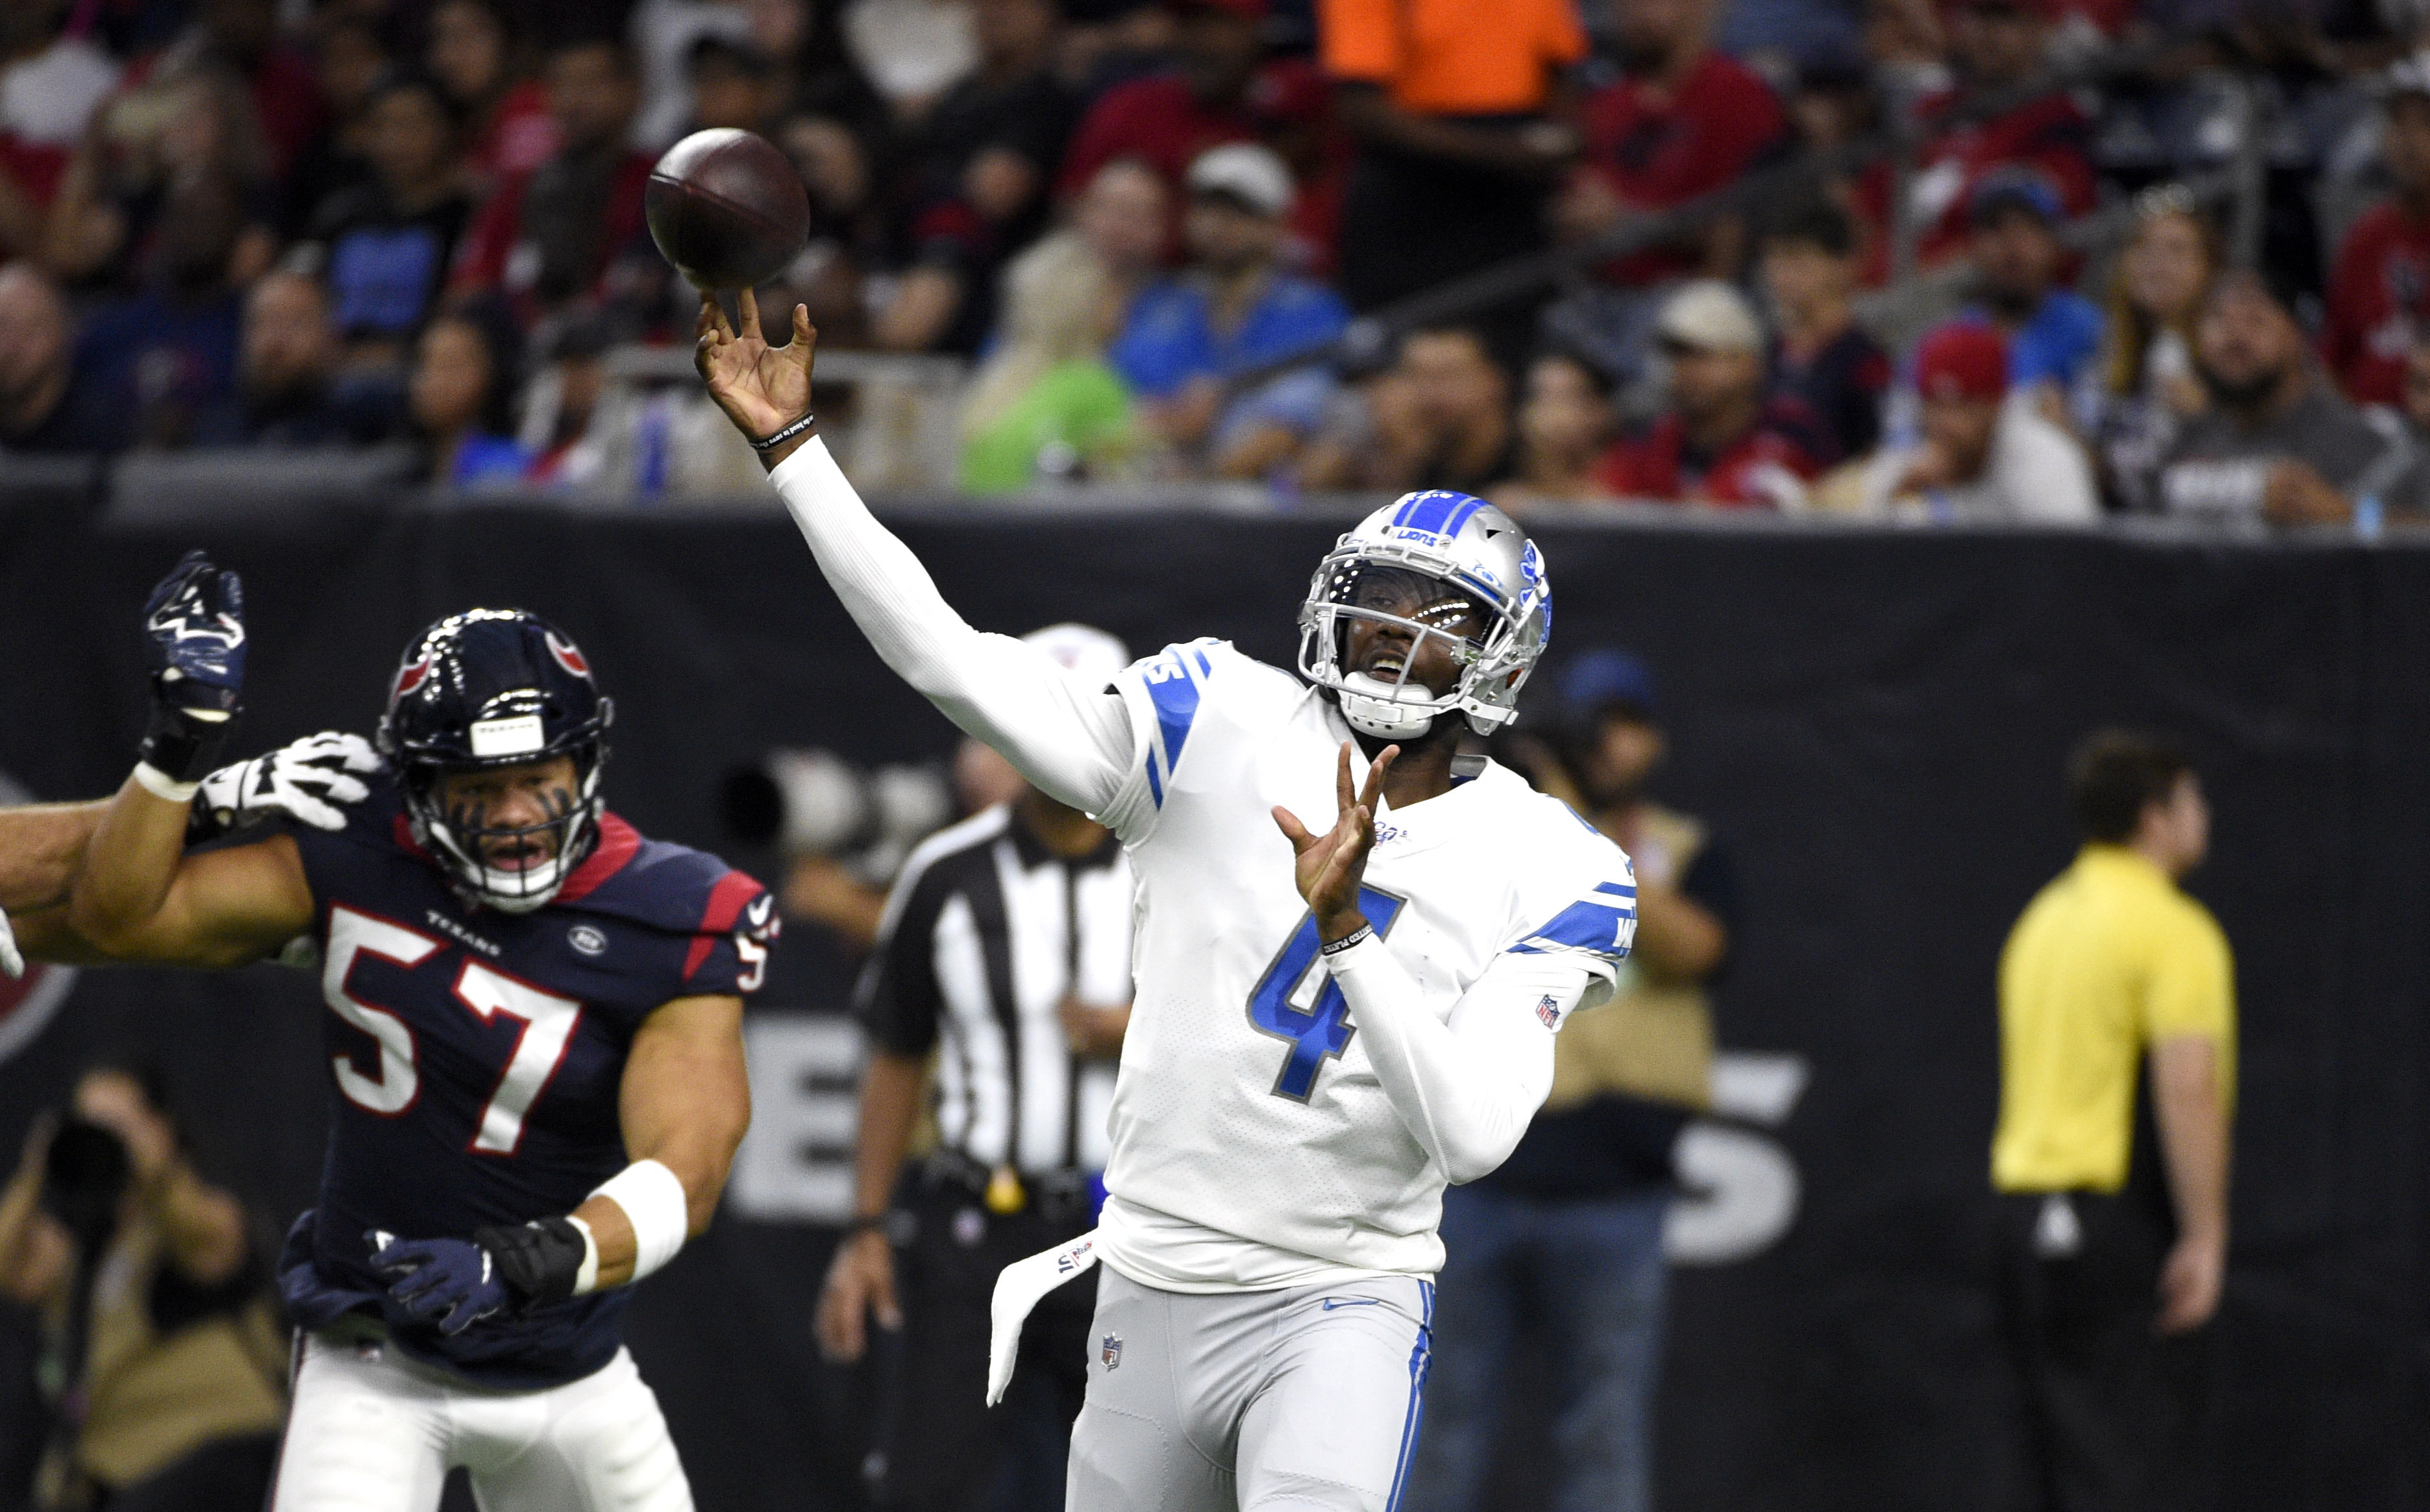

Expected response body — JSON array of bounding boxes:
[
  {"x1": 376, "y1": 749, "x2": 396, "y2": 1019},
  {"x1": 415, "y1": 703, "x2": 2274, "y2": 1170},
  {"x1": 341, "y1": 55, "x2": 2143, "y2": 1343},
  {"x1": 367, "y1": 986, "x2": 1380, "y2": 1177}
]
[{"x1": 274, "y1": 771, "x2": 775, "y2": 1389}]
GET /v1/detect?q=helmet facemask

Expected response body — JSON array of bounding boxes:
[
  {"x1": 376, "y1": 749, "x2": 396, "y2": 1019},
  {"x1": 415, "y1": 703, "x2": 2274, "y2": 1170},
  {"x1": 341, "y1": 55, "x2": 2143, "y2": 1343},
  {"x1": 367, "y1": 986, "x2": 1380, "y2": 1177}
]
[
  {"x1": 1300, "y1": 552, "x2": 1544, "y2": 739},
  {"x1": 403, "y1": 748, "x2": 605, "y2": 913}
]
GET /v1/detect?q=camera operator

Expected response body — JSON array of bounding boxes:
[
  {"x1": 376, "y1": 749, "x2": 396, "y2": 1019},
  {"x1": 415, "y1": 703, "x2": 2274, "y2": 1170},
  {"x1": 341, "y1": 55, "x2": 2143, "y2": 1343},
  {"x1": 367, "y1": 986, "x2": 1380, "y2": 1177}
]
[{"x1": 0, "y1": 1065, "x2": 283, "y2": 1512}]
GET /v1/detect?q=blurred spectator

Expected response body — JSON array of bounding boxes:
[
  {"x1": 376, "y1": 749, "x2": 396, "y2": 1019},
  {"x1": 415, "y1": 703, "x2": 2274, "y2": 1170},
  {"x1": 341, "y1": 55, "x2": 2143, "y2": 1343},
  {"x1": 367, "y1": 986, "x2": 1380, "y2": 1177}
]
[
  {"x1": 1963, "y1": 168, "x2": 2104, "y2": 404},
  {"x1": 958, "y1": 232, "x2": 1139, "y2": 491},
  {"x1": 1058, "y1": 0, "x2": 1182, "y2": 99},
  {"x1": 1411, "y1": 651, "x2": 1735, "y2": 1512},
  {"x1": 0, "y1": 1066, "x2": 284, "y2": 1512},
  {"x1": 1817, "y1": 321, "x2": 2098, "y2": 519},
  {"x1": 119, "y1": 0, "x2": 325, "y2": 182},
  {"x1": 410, "y1": 301, "x2": 531, "y2": 486},
  {"x1": 1491, "y1": 350, "x2": 1622, "y2": 508},
  {"x1": 632, "y1": 0, "x2": 756, "y2": 149},
  {"x1": 1759, "y1": 197, "x2": 1889, "y2": 460},
  {"x1": 1598, "y1": 280, "x2": 1828, "y2": 506},
  {"x1": 0, "y1": 262, "x2": 113, "y2": 452},
  {"x1": 1069, "y1": 156, "x2": 1172, "y2": 312},
  {"x1": 427, "y1": 0, "x2": 560, "y2": 186},
  {"x1": 2324, "y1": 57, "x2": 2430, "y2": 408},
  {"x1": 877, "y1": 0, "x2": 1080, "y2": 354},
  {"x1": 1322, "y1": 0, "x2": 1583, "y2": 351},
  {"x1": 686, "y1": 35, "x2": 783, "y2": 133},
  {"x1": 193, "y1": 269, "x2": 401, "y2": 447},
  {"x1": 1107, "y1": 143, "x2": 1348, "y2": 477},
  {"x1": 2159, "y1": 271, "x2": 2392, "y2": 526},
  {"x1": 741, "y1": 0, "x2": 886, "y2": 127},
  {"x1": 2090, "y1": 186, "x2": 2220, "y2": 512},
  {"x1": 1859, "y1": 0, "x2": 2094, "y2": 274},
  {"x1": 304, "y1": 70, "x2": 475, "y2": 366},
  {"x1": 276, "y1": 18, "x2": 390, "y2": 242},
  {"x1": 1058, "y1": 0, "x2": 1341, "y2": 262},
  {"x1": 2354, "y1": 340, "x2": 2430, "y2": 525},
  {"x1": 43, "y1": 67, "x2": 275, "y2": 297},
  {"x1": 519, "y1": 311, "x2": 614, "y2": 484},
  {"x1": 79, "y1": 169, "x2": 258, "y2": 449},
  {"x1": 0, "y1": 0, "x2": 122, "y2": 250},
  {"x1": 842, "y1": 0, "x2": 981, "y2": 119},
  {"x1": 1558, "y1": 0, "x2": 1787, "y2": 289},
  {"x1": 449, "y1": 36, "x2": 654, "y2": 327},
  {"x1": 771, "y1": 108, "x2": 894, "y2": 346},
  {"x1": 1298, "y1": 324, "x2": 1516, "y2": 493}
]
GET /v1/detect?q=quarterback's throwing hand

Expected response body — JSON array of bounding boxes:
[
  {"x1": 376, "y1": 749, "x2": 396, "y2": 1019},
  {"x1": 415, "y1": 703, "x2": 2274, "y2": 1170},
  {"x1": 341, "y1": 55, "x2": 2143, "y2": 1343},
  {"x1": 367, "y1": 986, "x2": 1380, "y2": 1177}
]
[
  {"x1": 695, "y1": 288, "x2": 816, "y2": 460},
  {"x1": 1272, "y1": 741, "x2": 1396, "y2": 943}
]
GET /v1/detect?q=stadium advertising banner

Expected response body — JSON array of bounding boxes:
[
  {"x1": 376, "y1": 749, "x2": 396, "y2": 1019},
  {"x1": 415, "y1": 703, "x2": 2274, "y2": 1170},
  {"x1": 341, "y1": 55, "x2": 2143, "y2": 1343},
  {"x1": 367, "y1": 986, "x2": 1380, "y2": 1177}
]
[{"x1": 0, "y1": 476, "x2": 2424, "y2": 1511}]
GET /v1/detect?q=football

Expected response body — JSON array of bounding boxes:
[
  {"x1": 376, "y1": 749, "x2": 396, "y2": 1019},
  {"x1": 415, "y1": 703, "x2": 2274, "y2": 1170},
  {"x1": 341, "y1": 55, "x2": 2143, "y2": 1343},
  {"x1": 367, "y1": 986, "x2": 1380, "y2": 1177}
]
[{"x1": 644, "y1": 128, "x2": 810, "y2": 290}]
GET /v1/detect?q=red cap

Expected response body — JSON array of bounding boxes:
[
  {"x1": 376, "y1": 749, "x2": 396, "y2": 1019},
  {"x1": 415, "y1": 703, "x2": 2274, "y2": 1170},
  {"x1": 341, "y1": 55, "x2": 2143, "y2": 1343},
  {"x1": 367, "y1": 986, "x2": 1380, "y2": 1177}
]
[{"x1": 1915, "y1": 323, "x2": 2009, "y2": 403}]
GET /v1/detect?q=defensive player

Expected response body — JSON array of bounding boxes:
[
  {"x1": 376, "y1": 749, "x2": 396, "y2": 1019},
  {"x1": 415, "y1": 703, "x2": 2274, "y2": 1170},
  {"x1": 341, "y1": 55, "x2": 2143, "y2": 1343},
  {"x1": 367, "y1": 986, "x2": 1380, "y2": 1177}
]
[
  {"x1": 61, "y1": 555, "x2": 776, "y2": 1511},
  {"x1": 699, "y1": 291, "x2": 1636, "y2": 1511}
]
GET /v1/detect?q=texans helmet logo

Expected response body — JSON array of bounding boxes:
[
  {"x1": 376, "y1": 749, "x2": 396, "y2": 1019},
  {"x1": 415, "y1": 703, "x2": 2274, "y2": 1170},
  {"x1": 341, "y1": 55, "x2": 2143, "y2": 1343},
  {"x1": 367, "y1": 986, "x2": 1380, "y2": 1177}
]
[
  {"x1": 545, "y1": 633, "x2": 591, "y2": 680},
  {"x1": 393, "y1": 655, "x2": 433, "y2": 701}
]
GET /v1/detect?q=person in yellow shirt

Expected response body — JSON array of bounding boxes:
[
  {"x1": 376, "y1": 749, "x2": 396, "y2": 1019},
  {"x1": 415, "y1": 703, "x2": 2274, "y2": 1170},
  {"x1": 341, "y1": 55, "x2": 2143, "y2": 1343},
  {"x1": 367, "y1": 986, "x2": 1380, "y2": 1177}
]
[{"x1": 1993, "y1": 730, "x2": 2233, "y2": 1510}]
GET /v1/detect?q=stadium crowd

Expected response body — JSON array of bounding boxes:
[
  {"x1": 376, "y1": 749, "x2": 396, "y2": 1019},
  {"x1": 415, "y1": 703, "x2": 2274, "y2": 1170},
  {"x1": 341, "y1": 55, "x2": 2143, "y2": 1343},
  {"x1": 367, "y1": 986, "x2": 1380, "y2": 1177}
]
[{"x1": 2, "y1": 0, "x2": 2430, "y2": 523}]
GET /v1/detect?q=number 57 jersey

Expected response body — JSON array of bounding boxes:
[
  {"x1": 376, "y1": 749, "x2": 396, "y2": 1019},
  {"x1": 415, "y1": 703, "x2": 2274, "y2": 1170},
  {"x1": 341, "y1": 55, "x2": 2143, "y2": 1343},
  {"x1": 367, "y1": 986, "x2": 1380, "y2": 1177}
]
[
  {"x1": 275, "y1": 771, "x2": 776, "y2": 1389},
  {"x1": 1089, "y1": 641, "x2": 1637, "y2": 1289}
]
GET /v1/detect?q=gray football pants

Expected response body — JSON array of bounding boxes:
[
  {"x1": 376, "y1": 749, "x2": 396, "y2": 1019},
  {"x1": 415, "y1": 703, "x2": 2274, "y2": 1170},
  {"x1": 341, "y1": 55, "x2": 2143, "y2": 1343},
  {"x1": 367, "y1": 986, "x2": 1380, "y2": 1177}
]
[{"x1": 1067, "y1": 1268, "x2": 1435, "y2": 1512}]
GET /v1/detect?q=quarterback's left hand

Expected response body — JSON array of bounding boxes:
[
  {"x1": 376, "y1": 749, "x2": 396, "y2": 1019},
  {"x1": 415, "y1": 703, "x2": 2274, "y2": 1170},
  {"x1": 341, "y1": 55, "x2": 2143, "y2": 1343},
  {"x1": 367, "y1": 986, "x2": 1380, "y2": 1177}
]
[
  {"x1": 370, "y1": 1230, "x2": 513, "y2": 1336},
  {"x1": 1272, "y1": 741, "x2": 1396, "y2": 943},
  {"x1": 190, "y1": 732, "x2": 383, "y2": 843}
]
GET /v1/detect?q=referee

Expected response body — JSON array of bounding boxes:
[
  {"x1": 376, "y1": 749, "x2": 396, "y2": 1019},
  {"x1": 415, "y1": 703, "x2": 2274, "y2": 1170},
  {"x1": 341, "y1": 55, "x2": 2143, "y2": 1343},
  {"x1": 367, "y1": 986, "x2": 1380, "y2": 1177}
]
[
  {"x1": 816, "y1": 625, "x2": 1135, "y2": 1512},
  {"x1": 1992, "y1": 730, "x2": 2234, "y2": 1510}
]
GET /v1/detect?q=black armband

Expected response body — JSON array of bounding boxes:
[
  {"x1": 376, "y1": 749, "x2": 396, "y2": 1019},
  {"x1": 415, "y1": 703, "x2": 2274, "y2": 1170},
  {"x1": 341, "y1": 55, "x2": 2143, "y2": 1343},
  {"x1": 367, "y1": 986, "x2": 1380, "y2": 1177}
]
[{"x1": 475, "y1": 1216, "x2": 590, "y2": 1308}]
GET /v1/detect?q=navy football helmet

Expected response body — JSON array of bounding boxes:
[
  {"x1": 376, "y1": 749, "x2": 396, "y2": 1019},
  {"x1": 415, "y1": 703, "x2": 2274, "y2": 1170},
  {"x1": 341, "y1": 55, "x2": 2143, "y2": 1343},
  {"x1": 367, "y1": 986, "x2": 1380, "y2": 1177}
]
[{"x1": 377, "y1": 610, "x2": 614, "y2": 913}]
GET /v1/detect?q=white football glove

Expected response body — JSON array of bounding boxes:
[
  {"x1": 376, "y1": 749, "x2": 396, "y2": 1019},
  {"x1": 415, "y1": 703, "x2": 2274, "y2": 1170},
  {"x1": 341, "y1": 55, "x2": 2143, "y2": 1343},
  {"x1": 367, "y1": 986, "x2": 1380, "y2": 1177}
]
[
  {"x1": 189, "y1": 731, "x2": 384, "y2": 842},
  {"x1": 0, "y1": 905, "x2": 21, "y2": 980}
]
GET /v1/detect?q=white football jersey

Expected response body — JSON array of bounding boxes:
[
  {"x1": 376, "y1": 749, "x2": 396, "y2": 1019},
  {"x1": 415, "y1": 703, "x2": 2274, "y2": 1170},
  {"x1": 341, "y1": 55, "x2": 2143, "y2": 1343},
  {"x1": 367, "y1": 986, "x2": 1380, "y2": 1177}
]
[{"x1": 1089, "y1": 640, "x2": 1637, "y2": 1289}]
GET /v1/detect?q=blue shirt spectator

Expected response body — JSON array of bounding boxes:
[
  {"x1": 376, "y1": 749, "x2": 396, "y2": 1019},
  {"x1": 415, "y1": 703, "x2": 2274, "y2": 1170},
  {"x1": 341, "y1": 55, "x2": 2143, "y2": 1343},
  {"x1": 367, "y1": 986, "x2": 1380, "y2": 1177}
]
[
  {"x1": 1106, "y1": 142, "x2": 1350, "y2": 477},
  {"x1": 1963, "y1": 167, "x2": 2105, "y2": 395}
]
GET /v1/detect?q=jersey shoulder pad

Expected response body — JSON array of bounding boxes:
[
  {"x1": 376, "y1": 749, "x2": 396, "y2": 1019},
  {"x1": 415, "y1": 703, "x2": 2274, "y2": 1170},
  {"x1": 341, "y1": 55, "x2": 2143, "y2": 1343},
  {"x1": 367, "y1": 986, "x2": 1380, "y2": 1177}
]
[
  {"x1": 1502, "y1": 792, "x2": 1637, "y2": 967},
  {"x1": 1114, "y1": 639, "x2": 1298, "y2": 808},
  {"x1": 558, "y1": 821, "x2": 778, "y2": 995}
]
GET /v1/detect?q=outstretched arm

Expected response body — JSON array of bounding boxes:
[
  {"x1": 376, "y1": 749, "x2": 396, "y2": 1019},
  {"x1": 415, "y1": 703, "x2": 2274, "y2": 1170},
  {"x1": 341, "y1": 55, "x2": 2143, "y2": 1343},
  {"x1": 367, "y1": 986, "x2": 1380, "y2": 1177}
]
[
  {"x1": 695, "y1": 291, "x2": 1136, "y2": 817},
  {"x1": 578, "y1": 993, "x2": 752, "y2": 1287}
]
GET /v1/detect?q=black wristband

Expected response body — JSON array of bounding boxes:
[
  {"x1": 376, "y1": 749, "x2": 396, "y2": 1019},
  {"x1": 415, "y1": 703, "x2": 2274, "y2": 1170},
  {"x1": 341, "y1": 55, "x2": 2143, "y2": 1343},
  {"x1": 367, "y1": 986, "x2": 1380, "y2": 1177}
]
[
  {"x1": 138, "y1": 706, "x2": 236, "y2": 786},
  {"x1": 1319, "y1": 923, "x2": 1374, "y2": 956},
  {"x1": 476, "y1": 1216, "x2": 589, "y2": 1308},
  {"x1": 750, "y1": 411, "x2": 817, "y2": 452}
]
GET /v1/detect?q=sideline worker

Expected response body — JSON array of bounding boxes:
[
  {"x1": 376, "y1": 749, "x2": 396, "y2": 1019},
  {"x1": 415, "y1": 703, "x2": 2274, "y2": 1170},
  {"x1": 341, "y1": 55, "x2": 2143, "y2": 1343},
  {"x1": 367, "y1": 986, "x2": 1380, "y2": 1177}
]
[{"x1": 1991, "y1": 730, "x2": 2234, "y2": 1509}]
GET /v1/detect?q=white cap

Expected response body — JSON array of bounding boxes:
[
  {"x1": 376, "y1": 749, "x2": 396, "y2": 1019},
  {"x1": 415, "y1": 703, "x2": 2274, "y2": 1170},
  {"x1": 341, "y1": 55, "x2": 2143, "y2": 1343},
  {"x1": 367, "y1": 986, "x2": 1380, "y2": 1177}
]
[
  {"x1": 1024, "y1": 623, "x2": 1131, "y2": 688},
  {"x1": 1185, "y1": 143, "x2": 1295, "y2": 217},
  {"x1": 1655, "y1": 280, "x2": 1765, "y2": 355}
]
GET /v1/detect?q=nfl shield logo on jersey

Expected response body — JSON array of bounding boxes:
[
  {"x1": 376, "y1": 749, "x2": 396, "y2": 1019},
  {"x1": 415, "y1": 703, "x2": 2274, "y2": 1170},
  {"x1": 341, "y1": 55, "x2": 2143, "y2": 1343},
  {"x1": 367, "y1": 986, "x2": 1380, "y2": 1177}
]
[
  {"x1": 1536, "y1": 995, "x2": 1561, "y2": 1029},
  {"x1": 1101, "y1": 1333, "x2": 1123, "y2": 1370}
]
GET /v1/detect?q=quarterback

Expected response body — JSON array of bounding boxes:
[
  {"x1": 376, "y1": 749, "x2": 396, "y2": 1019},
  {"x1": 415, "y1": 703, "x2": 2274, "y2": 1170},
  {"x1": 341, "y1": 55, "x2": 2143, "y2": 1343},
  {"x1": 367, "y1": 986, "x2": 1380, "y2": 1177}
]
[
  {"x1": 54, "y1": 558, "x2": 775, "y2": 1511},
  {"x1": 700, "y1": 291, "x2": 1635, "y2": 1511}
]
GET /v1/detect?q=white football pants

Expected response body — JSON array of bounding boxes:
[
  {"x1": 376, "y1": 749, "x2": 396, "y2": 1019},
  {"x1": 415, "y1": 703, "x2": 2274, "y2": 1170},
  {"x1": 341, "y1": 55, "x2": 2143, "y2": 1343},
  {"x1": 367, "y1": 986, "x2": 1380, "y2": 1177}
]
[{"x1": 269, "y1": 1326, "x2": 693, "y2": 1512}]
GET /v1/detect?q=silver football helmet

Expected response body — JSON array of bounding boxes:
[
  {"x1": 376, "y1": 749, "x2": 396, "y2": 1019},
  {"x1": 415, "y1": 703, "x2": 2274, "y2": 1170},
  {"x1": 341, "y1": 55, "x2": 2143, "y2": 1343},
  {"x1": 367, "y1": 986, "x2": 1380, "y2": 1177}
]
[{"x1": 1297, "y1": 491, "x2": 1552, "y2": 739}]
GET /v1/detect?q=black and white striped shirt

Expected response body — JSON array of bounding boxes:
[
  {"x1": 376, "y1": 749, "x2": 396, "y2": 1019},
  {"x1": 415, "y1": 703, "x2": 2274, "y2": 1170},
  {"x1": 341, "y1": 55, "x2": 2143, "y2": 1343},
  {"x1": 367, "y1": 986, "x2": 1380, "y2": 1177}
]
[{"x1": 856, "y1": 804, "x2": 1134, "y2": 1174}]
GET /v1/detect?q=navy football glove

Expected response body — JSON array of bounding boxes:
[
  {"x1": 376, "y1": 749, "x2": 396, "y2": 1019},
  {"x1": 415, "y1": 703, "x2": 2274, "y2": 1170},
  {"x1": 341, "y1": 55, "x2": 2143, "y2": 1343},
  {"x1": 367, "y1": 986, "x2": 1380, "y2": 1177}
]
[
  {"x1": 369, "y1": 1230, "x2": 513, "y2": 1336},
  {"x1": 138, "y1": 551, "x2": 246, "y2": 783},
  {"x1": 189, "y1": 732, "x2": 382, "y2": 843}
]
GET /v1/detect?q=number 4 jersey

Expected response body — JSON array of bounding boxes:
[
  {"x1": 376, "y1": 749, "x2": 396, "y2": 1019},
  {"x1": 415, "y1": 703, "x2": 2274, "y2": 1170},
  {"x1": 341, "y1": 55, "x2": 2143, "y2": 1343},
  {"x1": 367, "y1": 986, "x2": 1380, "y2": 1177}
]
[
  {"x1": 275, "y1": 771, "x2": 776, "y2": 1389},
  {"x1": 1088, "y1": 640, "x2": 1637, "y2": 1290}
]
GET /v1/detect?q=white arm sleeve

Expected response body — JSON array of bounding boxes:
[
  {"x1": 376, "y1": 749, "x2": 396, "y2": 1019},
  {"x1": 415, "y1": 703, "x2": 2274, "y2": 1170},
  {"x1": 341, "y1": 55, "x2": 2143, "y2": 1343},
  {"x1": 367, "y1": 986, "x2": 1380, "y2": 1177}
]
[
  {"x1": 1324, "y1": 936, "x2": 1594, "y2": 1185},
  {"x1": 767, "y1": 439, "x2": 1137, "y2": 815}
]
